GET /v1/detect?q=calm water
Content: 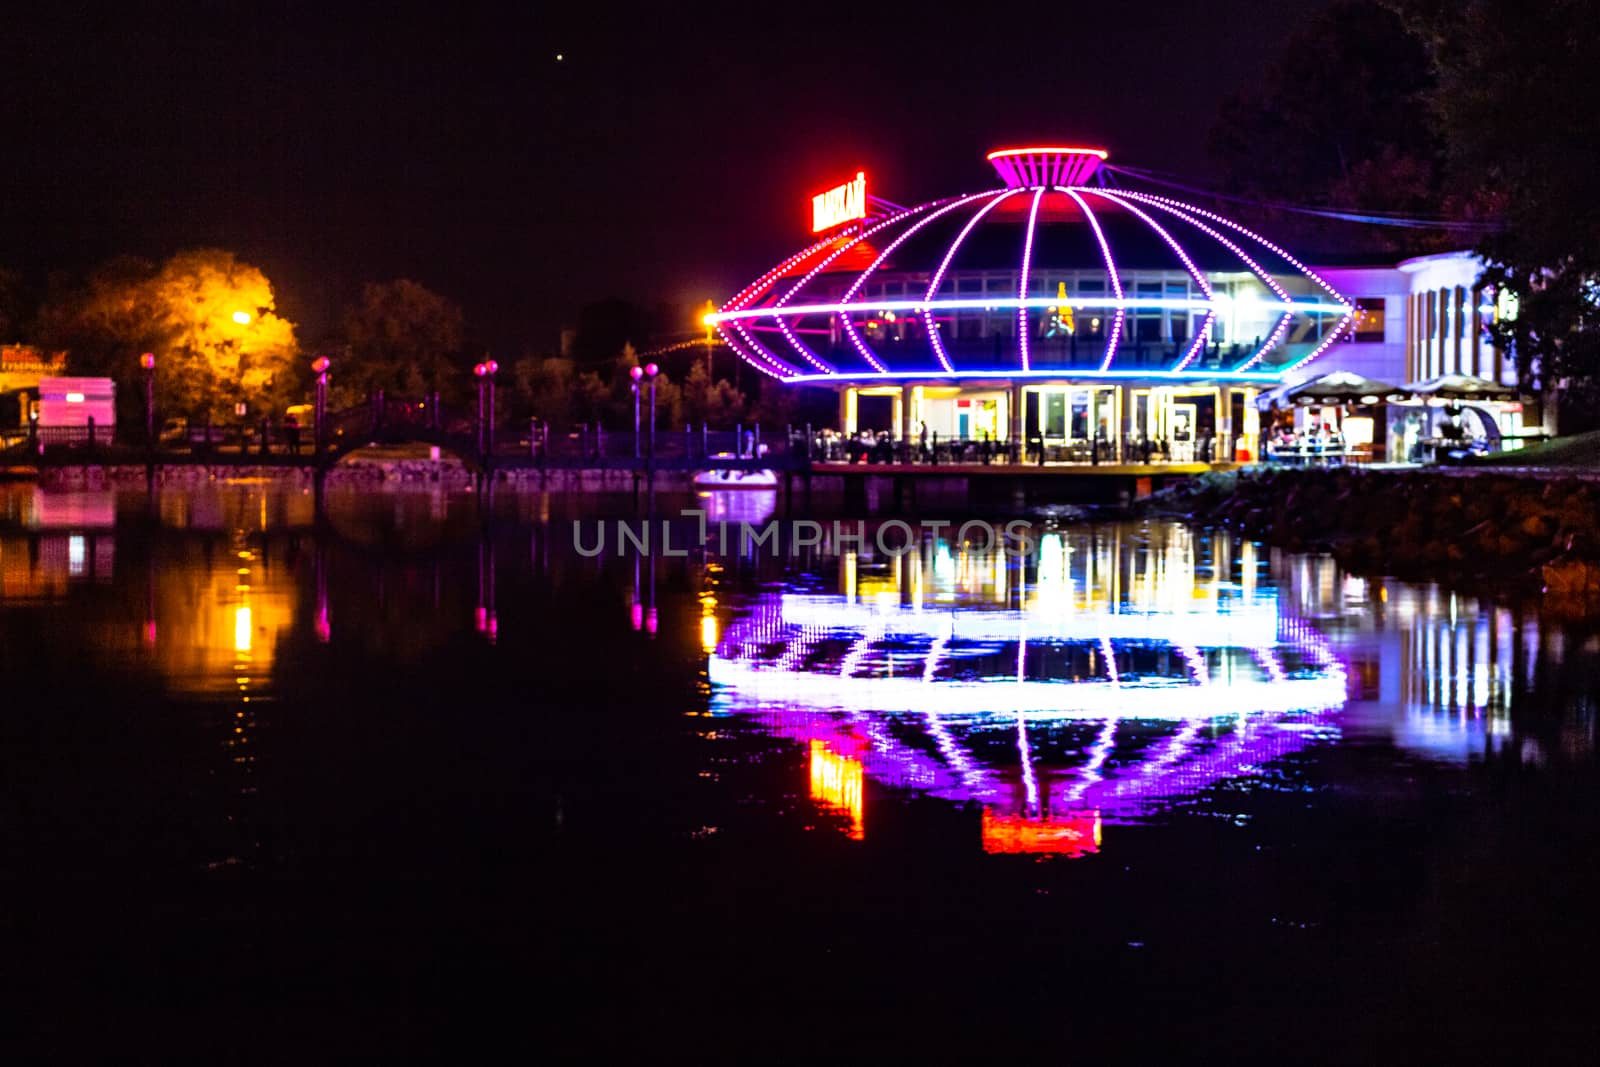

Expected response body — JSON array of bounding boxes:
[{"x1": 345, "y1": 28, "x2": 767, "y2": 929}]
[{"x1": 3, "y1": 481, "x2": 1598, "y2": 1060}]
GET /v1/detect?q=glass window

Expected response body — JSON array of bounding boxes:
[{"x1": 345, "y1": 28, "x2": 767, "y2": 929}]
[
  {"x1": 1044, "y1": 392, "x2": 1066, "y2": 438},
  {"x1": 1351, "y1": 297, "x2": 1386, "y2": 342},
  {"x1": 1136, "y1": 282, "x2": 1162, "y2": 343}
]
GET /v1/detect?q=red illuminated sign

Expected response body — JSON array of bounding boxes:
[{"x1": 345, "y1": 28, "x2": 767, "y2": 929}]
[{"x1": 811, "y1": 171, "x2": 867, "y2": 233}]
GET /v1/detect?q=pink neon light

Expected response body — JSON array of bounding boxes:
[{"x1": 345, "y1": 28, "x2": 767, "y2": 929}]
[
  {"x1": 987, "y1": 145, "x2": 1109, "y2": 160},
  {"x1": 987, "y1": 146, "x2": 1108, "y2": 188},
  {"x1": 924, "y1": 190, "x2": 1020, "y2": 372},
  {"x1": 1110, "y1": 189, "x2": 1352, "y2": 374},
  {"x1": 837, "y1": 190, "x2": 1004, "y2": 375},
  {"x1": 717, "y1": 323, "x2": 793, "y2": 379},
  {"x1": 772, "y1": 199, "x2": 955, "y2": 374},
  {"x1": 1081, "y1": 190, "x2": 1213, "y2": 371},
  {"x1": 1061, "y1": 189, "x2": 1125, "y2": 371},
  {"x1": 719, "y1": 236, "x2": 837, "y2": 379},
  {"x1": 1016, "y1": 188, "x2": 1047, "y2": 372},
  {"x1": 1102, "y1": 191, "x2": 1294, "y2": 372}
]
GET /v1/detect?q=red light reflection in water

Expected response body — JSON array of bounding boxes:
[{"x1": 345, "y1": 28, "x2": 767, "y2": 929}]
[{"x1": 981, "y1": 809, "x2": 1101, "y2": 858}]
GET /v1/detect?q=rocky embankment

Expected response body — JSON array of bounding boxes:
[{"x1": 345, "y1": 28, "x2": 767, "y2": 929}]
[{"x1": 1148, "y1": 468, "x2": 1600, "y2": 618}]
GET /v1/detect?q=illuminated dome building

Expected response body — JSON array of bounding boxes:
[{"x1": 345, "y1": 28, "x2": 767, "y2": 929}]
[{"x1": 707, "y1": 147, "x2": 1353, "y2": 460}]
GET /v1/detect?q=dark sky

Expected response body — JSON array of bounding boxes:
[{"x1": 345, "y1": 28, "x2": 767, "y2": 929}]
[{"x1": 2, "y1": 2, "x2": 1324, "y2": 353}]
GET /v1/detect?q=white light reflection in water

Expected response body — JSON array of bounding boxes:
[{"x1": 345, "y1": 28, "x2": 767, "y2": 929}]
[{"x1": 708, "y1": 525, "x2": 1349, "y2": 849}]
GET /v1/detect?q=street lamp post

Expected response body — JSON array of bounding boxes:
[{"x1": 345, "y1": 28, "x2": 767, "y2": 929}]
[
  {"x1": 701, "y1": 300, "x2": 716, "y2": 380},
  {"x1": 630, "y1": 365, "x2": 643, "y2": 459},
  {"x1": 646, "y1": 362, "x2": 659, "y2": 463},
  {"x1": 311, "y1": 356, "x2": 330, "y2": 457},
  {"x1": 474, "y1": 359, "x2": 499, "y2": 461},
  {"x1": 140, "y1": 352, "x2": 156, "y2": 450}
]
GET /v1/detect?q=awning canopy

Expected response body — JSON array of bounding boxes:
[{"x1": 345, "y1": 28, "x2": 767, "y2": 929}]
[
  {"x1": 1257, "y1": 371, "x2": 1404, "y2": 410},
  {"x1": 1401, "y1": 374, "x2": 1523, "y2": 403}
]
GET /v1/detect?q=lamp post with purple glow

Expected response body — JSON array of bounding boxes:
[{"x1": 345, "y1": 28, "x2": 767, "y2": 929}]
[
  {"x1": 311, "y1": 355, "x2": 330, "y2": 457},
  {"x1": 645, "y1": 362, "x2": 659, "y2": 463},
  {"x1": 474, "y1": 359, "x2": 498, "y2": 461},
  {"x1": 629, "y1": 365, "x2": 644, "y2": 459},
  {"x1": 140, "y1": 352, "x2": 156, "y2": 449}
]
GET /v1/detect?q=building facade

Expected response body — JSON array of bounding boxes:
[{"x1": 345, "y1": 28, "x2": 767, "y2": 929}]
[{"x1": 708, "y1": 147, "x2": 1354, "y2": 462}]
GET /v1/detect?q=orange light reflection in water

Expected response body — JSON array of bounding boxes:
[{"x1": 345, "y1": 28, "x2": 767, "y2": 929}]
[
  {"x1": 981, "y1": 809, "x2": 1102, "y2": 858},
  {"x1": 808, "y1": 740, "x2": 865, "y2": 840}
]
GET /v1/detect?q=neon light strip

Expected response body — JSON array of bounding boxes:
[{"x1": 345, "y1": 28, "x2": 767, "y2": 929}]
[
  {"x1": 1061, "y1": 189, "x2": 1125, "y2": 371},
  {"x1": 987, "y1": 146, "x2": 1109, "y2": 160},
  {"x1": 1175, "y1": 644, "x2": 1209, "y2": 685},
  {"x1": 779, "y1": 596, "x2": 1281, "y2": 645},
  {"x1": 773, "y1": 199, "x2": 958, "y2": 374},
  {"x1": 1098, "y1": 192, "x2": 1294, "y2": 372},
  {"x1": 718, "y1": 323, "x2": 798, "y2": 379},
  {"x1": 1017, "y1": 188, "x2": 1047, "y2": 372},
  {"x1": 783, "y1": 368, "x2": 1282, "y2": 383},
  {"x1": 1081, "y1": 189, "x2": 1213, "y2": 371},
  {"x1": 718, "y1": 236, "x2": 838, "y2": 379},
  {"x1": 1017, "y1": 713, "x2": 1040, "y2": 813},
  {"x1": 708, "y1": 655, "x2": 1347, "y2": 720},
  {"x1": 1107, "y1": 189, "x2": 1356, "y2": 374},
  {"x1": 1066, "y1": 718, "x2": 1120, "y2": 803},
  {"x1": 709, "y1": 296, "x2": 1346, "y2": 323},
  {"x1": 924, "y1": 191, "x2": 1021, "y2": 373},
  {"x1": 1100, "y1": 634, "x2": 1120, "y2": 685},
  {"x1": 837, "y1": 190, "x2": 1007, "y2": 375}
]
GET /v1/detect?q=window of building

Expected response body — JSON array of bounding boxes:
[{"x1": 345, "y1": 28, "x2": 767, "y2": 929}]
[
  {"x1": 1350, "y1": 297, "x2": 1386, "y2": 343},
  {"x1": 1135, "y1": 281, "x2": 1162, "y2": 343}
]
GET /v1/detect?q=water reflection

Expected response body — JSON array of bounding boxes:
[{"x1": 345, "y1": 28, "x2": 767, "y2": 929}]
[
  {"x1": 1279, "y1": 554, "x2": 1597, "y2": 768},
  {"x1": 1, "y1": 480, "x2": 1594, "y2": 870},
  {"x1": 709, "y1": 525, "x2": 1346, "y2": 846}
]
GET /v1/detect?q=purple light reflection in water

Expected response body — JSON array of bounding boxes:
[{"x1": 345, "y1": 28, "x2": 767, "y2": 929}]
[{"x1": 709, "y1": 591, "x2": 1347, "y2": 828}]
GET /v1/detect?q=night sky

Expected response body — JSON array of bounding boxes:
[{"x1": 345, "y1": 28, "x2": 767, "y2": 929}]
[{"x1": 3, "y1": 2, "x2": 1321, "y2": 353}]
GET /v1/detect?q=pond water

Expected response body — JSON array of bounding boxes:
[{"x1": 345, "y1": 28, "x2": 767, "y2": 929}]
[{"x1": 2, "y1": 481, "x2": 1597, "y2": 1060}]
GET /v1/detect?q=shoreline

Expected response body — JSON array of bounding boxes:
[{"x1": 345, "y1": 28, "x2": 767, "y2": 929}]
[{"x1": 1146, "y1": 467, "x2": 1600, "y2": 620}]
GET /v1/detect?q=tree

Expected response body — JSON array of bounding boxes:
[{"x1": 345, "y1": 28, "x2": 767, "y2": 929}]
[
  {"x1": 679, "y1": 360, "x2": 747, "y2": 426},
  {"x1": 1206, "y1": 1, "x2": 1449, "y2": 255},
  {"x1": 0, "y1": 268, "x2": 32, "y2": 341},
  {"x1": 1391, "y1": 0, "x2": 1600, "y2": 426},
  {"x1": 341, "y1": 279, "x2": 466, "y2": 405},
  {"x1": 36, "y1": 250, "x2": 299, "y2": 423},
  {"x1": 572, "y1": 298, "x2": 647, "y2": 367}
]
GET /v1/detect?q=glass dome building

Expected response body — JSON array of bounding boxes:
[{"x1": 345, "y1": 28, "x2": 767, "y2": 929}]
[{"x1": 707, "y1": 147, "x2": 1353, "y2": 461}]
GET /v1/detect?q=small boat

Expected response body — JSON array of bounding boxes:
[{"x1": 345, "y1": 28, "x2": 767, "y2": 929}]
[
  {"x1": 693, "y1": 466, "x2": 778, "y2": 489},
  {"x1": 694, "y1": 451, "x2": 778, "y2": 489}
]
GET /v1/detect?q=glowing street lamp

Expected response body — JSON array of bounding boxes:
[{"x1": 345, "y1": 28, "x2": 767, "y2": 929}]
[
  {"x1": 474, "y1": 359, "x2": 499, "y2": 458},
  {"x1": 630, "y1": 365, "x2": 644, "y2": 458},
  {"x1": 140, "y1": 352, "x2": 156, "y2": 449},
  {"x1": 311, "y1": 355, "x2": 330, "y2": 455},
  {"x1": 646, "y1": 362, "x2": 659, "y2": 463},
  {"x1": 701, "y1": 299, "x2": 717, "y2": 379},
  {"x1": 232, "y1": 310, "x2": 252, "y2": 326}
]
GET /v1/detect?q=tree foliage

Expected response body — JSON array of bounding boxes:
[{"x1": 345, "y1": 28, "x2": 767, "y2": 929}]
[
  {"x1": 341, "y1": 279, "x2": 465, "y2": 405},
  {"x1": 1391, "y1": 0, "x2": 1600, "y2": 425},
  {"x1": 36, "y1": 249, "x2": 299, "y2": 422},
  {"x1": 1207, "y1": 1, "x2": 1451, "y2": 255},
  {"x1": 1210, "y1": 2, "x2": 1437, "y2": 200}
]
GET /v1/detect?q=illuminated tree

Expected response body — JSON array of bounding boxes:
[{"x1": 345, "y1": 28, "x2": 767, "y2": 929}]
[
  {"x1": 148, "y1": 250, "x2": 299, "y2": 420},
  {"x1": 37, "y1": 250, "x2": 300, "y2": 422}
]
